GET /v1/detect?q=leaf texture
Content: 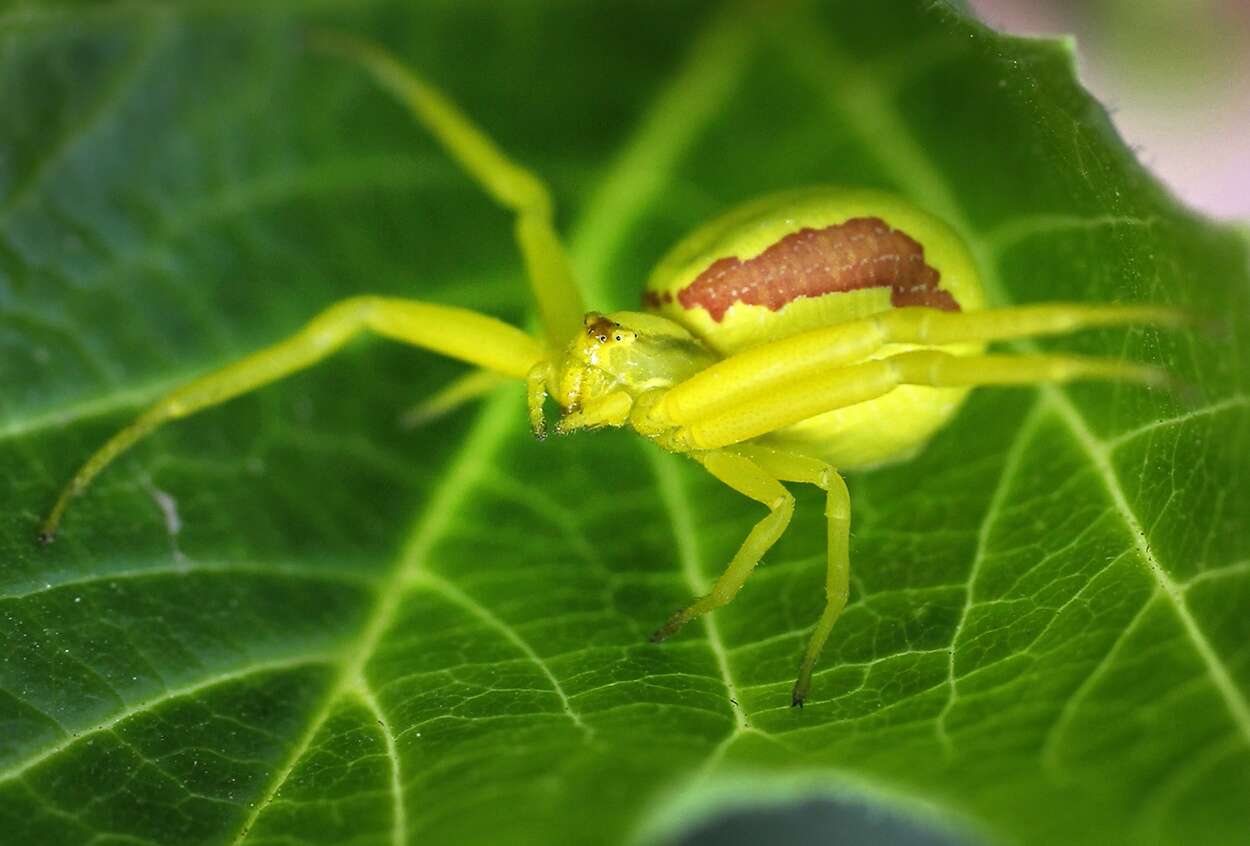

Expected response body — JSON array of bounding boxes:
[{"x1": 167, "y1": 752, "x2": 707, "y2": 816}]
[{"x1": 1, "y1": 2, "x2": 1248, "y2": 844}]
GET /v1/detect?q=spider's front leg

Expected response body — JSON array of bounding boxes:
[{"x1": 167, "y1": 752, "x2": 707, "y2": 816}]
[
  {"x1": 38, "y1": 296, "x2": 543, "y2": 542},
  {"x1": 311, "y1": 35, "x2": 589, "y2": 428},
  {"x1": 658, "y1": 303, "x2": 1183, "y2": 424},
  {"x1": 677, "y1": 348, "x2": 1171, "y2": 450},
  {"x1": 310, "y1": 32, "x2": 584, "y2": 349}
]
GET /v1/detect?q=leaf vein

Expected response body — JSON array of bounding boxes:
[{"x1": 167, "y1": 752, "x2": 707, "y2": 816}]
[
  {"x1": 568, "y1": 2, "x2": 755, "y2": 304},
  {"x1": 792, "y1": 14, "x2": 1250, "y2": 766},
  {"x1": 0, "y1": 653, "x2": 336, "y2": 786},
  {"x1": 406, "y1": 570, "x2": 590, "y2": 736},
  {"x1": 934, "y1": 399, "x2": 1045, "y2": 756},
  {"x1": 1103, "y1": 394, "x2": 1250, "y2": 452},
  {"x1": 229, "y1": 6, "x2": 753, "y2": 828},
  {"x1": 0, "y1": 20, "x2": 166, "y2": 221},
  {"x1": 644, "y1": 446, "x2": 747, "y2": 734},
  {"x1": 1, "y1": 560, "x2": 378, "y2": 602},
  {"x1": 1044, "y1": 388, "x2": 1250, "y2": 750},
  {"x1": 351, "y1": 685, "x2": 407, "y2": 846},
  {"x1": 228, "y1": 389, "x2": 517, "y2": 845}
]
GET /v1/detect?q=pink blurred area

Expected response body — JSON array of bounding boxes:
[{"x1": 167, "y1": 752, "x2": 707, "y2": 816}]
[{"x1": 969, "y1": 0, "x2": 1250, "y2": 220}]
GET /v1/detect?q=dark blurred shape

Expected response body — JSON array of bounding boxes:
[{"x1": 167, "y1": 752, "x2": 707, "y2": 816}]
[{"x1": 674, "y1": 794, "x2": 975, "y2": 846}]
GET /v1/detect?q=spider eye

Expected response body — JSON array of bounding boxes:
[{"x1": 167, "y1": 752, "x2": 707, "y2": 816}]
[
  {"x1": 613, "y1": 334, "x2": 622, "y2": 342},
  {"x1": 585, "y1": 316, "x2": 618, "y2": 344}
]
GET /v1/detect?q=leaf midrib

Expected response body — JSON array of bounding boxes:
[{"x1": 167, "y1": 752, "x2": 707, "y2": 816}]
[
  {"x1": 1043, "y1": 388, "x2": 1250, "y2": 744},
  {"x1": 0, "y1": 3, "x2": 757, "y2": 813},
  {"x1": 231, "y1": 9, "x2": 759, "y2": 842},
  {"x1": 229, "y1": 386, "x2": 518, "y2": 845}
]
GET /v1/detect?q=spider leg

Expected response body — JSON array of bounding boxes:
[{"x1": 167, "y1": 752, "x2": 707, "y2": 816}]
[
  {"x1": 734, "y1": 445, "x2": 850, "y2": 708},
  {"x1": 676, "y1": 349, "x2": 1169, "y2": 450},
  {"x1": 309, "y1": 32, "x2": 585, "y2": 348},
  {"x1": 554, "y1": 391, "x2": 633, "y2": 435},
  {"x1": 38, "y1": 296, "x2": 543, "y2": 542},
  {"x1": 660, "y1": 303, "x2": 1183, "y2": 424},
  {"x1": 400, "y1": 369, "x2": 510, "y2": 428},
  {"x1": 651, "y1": 450, "x2": 794, "y2": 643},
  {"x1": 526, "y1": 362, "x2": 551, "y2": 439}
]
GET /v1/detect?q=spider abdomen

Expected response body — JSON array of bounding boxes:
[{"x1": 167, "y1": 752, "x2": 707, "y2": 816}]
[
  {"x1": 644, "y1": 187, "x2": 988, "y2": 468},
  {"x1": 667, "y1": 216, "x2": 959, "y2": 322}
]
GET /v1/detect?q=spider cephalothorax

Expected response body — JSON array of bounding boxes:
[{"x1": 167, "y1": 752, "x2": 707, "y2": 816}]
[
  {"x1": 39, "y1": 34, "x2": 1182, "y2": 706},
  {"x1": 545, "y1": 312, "x2": 717, "y2": 435}
]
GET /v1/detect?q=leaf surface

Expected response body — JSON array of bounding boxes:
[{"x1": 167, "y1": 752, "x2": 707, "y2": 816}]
[{"x1": 2, "y1": 2, "x2": 1248, "y2": 844}]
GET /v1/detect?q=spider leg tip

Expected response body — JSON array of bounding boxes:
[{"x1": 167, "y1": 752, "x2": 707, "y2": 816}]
[
  {"x1": 35, "y1": 530, "x2": 55, "y2": 547},
  {"x1": 650, "y1": 611, "x2": 688, "y2": 643},
  {"x1": 649, "y1": 623, "x2": 678, "y2": 643}
]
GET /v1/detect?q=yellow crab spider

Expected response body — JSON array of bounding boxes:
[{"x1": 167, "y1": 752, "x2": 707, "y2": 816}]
[{"x1": 38, "y1": 34, "x2": 1183, "y2": 707}]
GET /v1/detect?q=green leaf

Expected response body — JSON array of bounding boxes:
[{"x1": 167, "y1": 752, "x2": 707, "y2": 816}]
[{"x1": 2, "y1": 2, "x2": 1248, "y2": 844}]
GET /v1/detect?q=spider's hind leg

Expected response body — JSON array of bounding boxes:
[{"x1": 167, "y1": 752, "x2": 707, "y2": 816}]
[
  {"x1": 736, "y1": 445, "x2": 851, "y2": 708},
  {"x1": 651, "y1": 450, "x2": 795, "y2": 646}
]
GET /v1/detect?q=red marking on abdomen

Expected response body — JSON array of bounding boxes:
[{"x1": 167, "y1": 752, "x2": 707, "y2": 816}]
[
  {"x1": 671, "y1": 217, "x2": 958, "y2": 322},
  {"x1": 642, "y1": 290, "x2": 674, "y2": 309}
]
